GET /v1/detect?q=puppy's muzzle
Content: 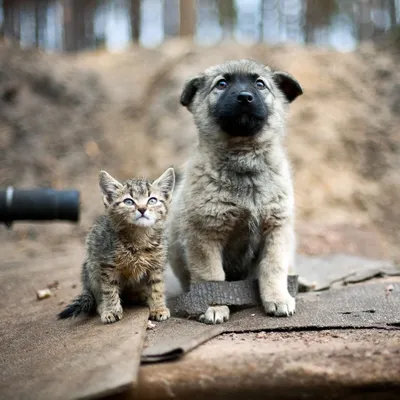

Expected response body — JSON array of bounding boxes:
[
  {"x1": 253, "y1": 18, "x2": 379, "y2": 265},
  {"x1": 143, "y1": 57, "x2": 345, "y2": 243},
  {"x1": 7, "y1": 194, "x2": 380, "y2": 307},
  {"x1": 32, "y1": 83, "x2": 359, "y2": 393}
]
[{"x1": 214, "y1": 88, "x2": 267, "y2": 137}]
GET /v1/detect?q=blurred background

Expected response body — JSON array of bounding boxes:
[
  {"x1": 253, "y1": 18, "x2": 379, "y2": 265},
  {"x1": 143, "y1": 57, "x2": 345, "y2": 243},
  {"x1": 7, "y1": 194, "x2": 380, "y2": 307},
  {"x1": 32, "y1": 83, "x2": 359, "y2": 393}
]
[
  {"x1": 1, "y1": 1, "x2": 400, "y2": 264},
  {"x1": 1, "y1": 0, "x2": 399, "y2": 51}
]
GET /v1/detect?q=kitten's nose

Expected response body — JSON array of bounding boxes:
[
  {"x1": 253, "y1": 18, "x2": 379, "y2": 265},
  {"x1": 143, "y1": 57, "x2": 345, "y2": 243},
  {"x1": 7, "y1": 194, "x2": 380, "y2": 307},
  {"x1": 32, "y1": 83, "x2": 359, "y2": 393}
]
[{"x1": 137, "y1": 207, "x2": 146, "y2": 215}]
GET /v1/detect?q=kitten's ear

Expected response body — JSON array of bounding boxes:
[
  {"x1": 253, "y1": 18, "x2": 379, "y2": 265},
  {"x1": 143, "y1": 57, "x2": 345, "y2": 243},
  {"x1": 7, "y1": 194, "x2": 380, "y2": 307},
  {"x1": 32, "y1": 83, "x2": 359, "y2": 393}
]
[
  {"x1": 153, "y1": 167, "x2": 175, "y2": 200},
  {"x1": 99, "y1": 170, "x2": 122, "y2": 206}
]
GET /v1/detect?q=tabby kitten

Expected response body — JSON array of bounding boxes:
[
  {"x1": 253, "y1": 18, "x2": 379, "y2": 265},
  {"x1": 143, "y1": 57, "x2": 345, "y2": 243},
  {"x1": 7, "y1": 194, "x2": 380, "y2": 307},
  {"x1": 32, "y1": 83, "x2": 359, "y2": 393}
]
[{"x1": 58, "y1": 167, "x2": 175, "y2": 324}]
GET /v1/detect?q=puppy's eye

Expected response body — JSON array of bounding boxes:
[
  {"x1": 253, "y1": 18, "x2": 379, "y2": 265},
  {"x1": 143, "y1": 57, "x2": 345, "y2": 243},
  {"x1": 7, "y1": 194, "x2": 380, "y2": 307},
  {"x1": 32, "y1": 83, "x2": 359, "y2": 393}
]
[
  {"x1": 123, "y1": 198, "x2": 135, "y2": 206},
  {"x1": 147, "y1": 197, "x2": 157, "y2": 205},
  {"x1": 216, "y1": 79, "x2": 228, "y2": 90},
  {"x1": 256, "y1": 79, "x2": 266, "y2": 89}
]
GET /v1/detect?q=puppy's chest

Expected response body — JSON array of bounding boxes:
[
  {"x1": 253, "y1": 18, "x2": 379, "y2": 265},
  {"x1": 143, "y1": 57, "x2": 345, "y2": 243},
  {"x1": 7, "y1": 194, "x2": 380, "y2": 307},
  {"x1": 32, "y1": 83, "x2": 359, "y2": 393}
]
[
  {"x1": 194, "y1": 171, "x2": 287, "y2": 234},
  {"x1": 113, "y1": 241, "x2": 164, "y2": 280},
  {"x1": 207, "y1": 173, "x2": 273, "y2": 213}
]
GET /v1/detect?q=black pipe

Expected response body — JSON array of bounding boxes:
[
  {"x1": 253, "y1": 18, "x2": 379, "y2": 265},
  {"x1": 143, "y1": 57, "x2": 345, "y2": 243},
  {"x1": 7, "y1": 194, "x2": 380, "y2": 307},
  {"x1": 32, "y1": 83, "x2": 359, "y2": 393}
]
[{"x1": 0, "y1": 188, "x2": 80, "y2": 225}]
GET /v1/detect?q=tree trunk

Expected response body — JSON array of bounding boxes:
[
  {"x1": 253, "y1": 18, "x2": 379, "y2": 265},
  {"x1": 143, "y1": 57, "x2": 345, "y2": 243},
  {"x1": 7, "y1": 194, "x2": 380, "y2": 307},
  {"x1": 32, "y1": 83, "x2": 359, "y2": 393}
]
[
  {"x1": 34, "y1": 0, "x2": 48, "y2": 48},
  {"x1": 130, "y1": 0, "x2": 141, "y2": 42},
  {"x1": 84, "y1": 0, "x2": 96, "y2": 49},
  {"x1": 63, "y1": 0, "x2": 87, "y2": 52},
  {"x1": 388, "y1": 0, "x2": 397, "y2": 27},
  {"x1": 75, "y1": 1, "x2": 86, "y2": 50},
  {"x1": 179, "y1": 0, "x2": 195, "y2": 38},
  {"x1": 303, "y1": 0, "x2": 336, "y2": 44},
  {"x1": 63, "y1": 0, "x2": 76, "y2": 51},
  {"x1": 3, "y1": 0, "x2": 20, "y2": 40},
  {"x1": 218, "y1": 0, "x2": 236, "y2": 40}
]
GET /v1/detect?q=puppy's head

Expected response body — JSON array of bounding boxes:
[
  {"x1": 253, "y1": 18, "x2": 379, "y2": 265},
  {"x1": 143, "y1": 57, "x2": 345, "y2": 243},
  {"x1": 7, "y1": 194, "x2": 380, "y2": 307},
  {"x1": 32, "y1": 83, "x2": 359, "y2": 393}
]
[{"x1": 180, "y1": 59, "x2": 302, "y2": 142}]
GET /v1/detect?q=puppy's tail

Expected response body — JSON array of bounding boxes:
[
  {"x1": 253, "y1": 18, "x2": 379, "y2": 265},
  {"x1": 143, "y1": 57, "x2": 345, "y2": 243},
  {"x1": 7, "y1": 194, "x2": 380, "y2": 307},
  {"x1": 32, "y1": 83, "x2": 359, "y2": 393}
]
[{"x1": 58, "y1": 290, "x2": 95, "y2": 319}]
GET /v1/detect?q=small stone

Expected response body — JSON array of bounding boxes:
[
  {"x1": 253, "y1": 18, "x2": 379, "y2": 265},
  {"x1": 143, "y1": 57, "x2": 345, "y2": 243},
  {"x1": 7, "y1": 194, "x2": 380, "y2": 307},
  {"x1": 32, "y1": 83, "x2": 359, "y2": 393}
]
[
  {"x1": 256, "y1": 331, "x2": 267, "y2": 339},
  {"x1": 251, "y1": 313, "x2": 255, "y2": 317},
  {"x1": 71, "y1": 284, "x2": 77, "y2": 289},
  {"x1": 147, "y1": 320, "x2": 156, "y2": 330},
  {"x1": 36, "y1": 288, "x2": 52, "y2": 300},
  {"x1": 385, "y1": 284, "x2": 394, "y2": 298}
]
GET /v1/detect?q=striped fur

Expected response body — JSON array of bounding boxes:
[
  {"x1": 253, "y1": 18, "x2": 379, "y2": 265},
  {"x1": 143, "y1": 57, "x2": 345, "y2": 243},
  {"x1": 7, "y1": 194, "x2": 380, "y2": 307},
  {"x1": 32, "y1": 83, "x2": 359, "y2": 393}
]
[{"x1": 58, "y1": 168, "x2": 175, "y2": 324}]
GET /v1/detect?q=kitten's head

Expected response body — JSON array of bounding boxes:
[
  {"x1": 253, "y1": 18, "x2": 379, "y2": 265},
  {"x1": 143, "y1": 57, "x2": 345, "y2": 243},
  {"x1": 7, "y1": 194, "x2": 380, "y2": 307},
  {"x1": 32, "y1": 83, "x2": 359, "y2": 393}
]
[{"x1": 99, "y1": 168, "x2": 175, "y2": 229}]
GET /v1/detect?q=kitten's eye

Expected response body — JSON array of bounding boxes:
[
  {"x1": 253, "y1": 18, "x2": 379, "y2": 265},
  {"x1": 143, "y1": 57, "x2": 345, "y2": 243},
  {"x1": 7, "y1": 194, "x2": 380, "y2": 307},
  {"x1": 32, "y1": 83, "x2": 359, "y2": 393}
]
[
  {"x1": 147, "y1": 197, "x2": 158, "y2": 205},
  {"x1": 123, "y1": 198, "x2": 135, "y2": 206},
  {"x1": 216, "y1": 79, "x2": 228, "y2": 90},
  {"x1": 256, "y1": 79, "x2": 266, "y2": 89}
]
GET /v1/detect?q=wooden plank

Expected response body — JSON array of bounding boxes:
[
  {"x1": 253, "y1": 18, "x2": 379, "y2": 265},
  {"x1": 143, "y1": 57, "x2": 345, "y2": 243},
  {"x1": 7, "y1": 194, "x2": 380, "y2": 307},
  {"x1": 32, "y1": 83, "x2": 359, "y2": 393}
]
[
  {"x1": 0, "y1": 251, "x2": 149, "y2": 400},
  {"x1": 142, "y1": 280, "x2": 400, "y2": 364}
]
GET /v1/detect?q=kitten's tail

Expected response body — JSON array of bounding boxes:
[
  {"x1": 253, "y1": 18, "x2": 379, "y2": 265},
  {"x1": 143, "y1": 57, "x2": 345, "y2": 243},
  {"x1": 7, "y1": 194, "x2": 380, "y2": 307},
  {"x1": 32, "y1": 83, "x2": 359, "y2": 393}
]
[{"x1": 57, "y1": 290, "x2": 95, "y2": 319}]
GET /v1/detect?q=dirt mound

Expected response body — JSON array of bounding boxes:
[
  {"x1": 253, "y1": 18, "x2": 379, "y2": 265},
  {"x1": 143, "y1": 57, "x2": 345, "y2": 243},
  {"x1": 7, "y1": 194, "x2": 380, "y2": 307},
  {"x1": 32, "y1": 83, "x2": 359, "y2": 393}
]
[
  {"x1": 0, "y1": 46, "x2": 105, "y2": 187},
  {"x1": 1, "y1": 39, "x2": 400, "y2": 261}
]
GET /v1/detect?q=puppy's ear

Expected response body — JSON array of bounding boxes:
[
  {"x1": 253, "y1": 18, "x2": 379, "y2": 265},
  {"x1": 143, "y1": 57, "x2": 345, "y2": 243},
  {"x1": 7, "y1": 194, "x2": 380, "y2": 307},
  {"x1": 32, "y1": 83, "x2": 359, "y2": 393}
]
[
  {"x1": 180, "y1": 75, "x2": 205, "y2": 108},
  {"x1": 99, "y1": 170, "x2": 122, "y2": 207},
  {"x1": 272, "y1": 71, "x2": 303, "y2": 103}
]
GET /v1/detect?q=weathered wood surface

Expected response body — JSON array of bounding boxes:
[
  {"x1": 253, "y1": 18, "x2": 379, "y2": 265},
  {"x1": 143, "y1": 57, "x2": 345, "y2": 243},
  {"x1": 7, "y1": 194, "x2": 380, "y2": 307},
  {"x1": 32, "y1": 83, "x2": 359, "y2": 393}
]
[
  {"x1": 0, "y1": 250, "x2": 149, "y2": 400},
  {"x1": 143, "y1": 280, "x2": 400, "y2": 363}
]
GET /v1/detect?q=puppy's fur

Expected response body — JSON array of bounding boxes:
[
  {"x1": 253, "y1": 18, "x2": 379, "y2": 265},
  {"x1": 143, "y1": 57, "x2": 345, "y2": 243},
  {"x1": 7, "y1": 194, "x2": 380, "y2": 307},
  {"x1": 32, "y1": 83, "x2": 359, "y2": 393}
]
[{"x1": 167, "y1": 59, "x2": 303, "y2": 324}]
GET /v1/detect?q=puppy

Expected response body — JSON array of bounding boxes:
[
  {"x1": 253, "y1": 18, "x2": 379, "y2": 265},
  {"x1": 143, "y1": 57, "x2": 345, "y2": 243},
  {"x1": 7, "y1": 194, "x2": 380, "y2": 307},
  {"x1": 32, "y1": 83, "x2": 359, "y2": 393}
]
[{"x1": 168, "y1": 59, "x2": 303, "y2": 324}]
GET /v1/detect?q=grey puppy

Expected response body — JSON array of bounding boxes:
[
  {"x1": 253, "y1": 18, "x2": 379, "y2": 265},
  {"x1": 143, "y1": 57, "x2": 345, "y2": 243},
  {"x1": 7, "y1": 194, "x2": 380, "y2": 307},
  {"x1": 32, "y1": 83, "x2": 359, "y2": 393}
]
[{"x1": 168, "y1": 59, "x2": 303, "y2": 324}]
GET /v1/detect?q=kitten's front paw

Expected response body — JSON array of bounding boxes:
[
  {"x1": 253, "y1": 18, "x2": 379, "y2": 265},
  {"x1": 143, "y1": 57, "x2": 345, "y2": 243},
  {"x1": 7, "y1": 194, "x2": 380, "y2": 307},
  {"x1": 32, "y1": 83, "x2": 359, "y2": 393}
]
[
  {"x1": 263, "y1": 291, "x2": 295, "y2": 317},
  {"x1": 100, "y1": 307, "x2": 123, "y2": 324},
  {"x1": 198, "y1": 305, "x2": 230, "y2": 324},
  {"x1": 149, "y1": 307, "x2": 170, "y2": 321}
]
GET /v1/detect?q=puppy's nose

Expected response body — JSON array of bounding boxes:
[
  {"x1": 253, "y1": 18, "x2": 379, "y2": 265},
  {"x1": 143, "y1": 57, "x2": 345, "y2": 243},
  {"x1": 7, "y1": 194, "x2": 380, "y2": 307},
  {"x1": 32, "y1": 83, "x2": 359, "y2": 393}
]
[
  {"x1": 137, "y1": 207, "x2": 146, "y2": 215},
  {"x1": 237, "y1": 91, "x2": 254, "y2": 103}
]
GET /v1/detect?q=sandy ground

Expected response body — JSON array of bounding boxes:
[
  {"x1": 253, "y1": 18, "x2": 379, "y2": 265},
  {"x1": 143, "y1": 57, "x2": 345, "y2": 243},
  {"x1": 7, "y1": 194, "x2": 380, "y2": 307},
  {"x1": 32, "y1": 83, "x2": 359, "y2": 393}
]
[{"x1": 1, "y1": 38, "x2": 400, "y2": 263}]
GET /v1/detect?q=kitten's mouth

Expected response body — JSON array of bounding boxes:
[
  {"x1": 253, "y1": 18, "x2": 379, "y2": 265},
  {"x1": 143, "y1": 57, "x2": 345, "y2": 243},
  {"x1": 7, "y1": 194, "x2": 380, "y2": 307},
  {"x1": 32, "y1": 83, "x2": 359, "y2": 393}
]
[
  {"x1": 133, "y1": 215, "x2": 154, "y2": 227},
  {"x1": 134, "y1": 215, "x2": 150, "y2": 223}
]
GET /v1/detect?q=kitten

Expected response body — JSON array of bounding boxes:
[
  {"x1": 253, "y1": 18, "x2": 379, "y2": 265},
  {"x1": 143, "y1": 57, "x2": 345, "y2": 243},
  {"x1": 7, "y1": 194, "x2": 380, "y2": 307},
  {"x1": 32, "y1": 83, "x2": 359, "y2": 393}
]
[{"x1": 58, "y1": 167, "x2": 175, "y2": 324}]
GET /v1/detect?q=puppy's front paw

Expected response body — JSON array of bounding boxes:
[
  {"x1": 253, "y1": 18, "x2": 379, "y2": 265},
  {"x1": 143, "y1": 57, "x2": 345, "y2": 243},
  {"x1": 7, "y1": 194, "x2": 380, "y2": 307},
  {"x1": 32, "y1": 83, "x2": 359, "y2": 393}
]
[
  {"x1": 263, "y1": 292, "x2": 295, "y2": 317},
  {"x1": 198, "y1": 305, "x2": 230, "y2": 324},
  {"x1": 100, "y1": 306, "x2": 123, "y2": 324},
  {"x1": 149, "y1": 307, "x2": 170, "y2": 321}
]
